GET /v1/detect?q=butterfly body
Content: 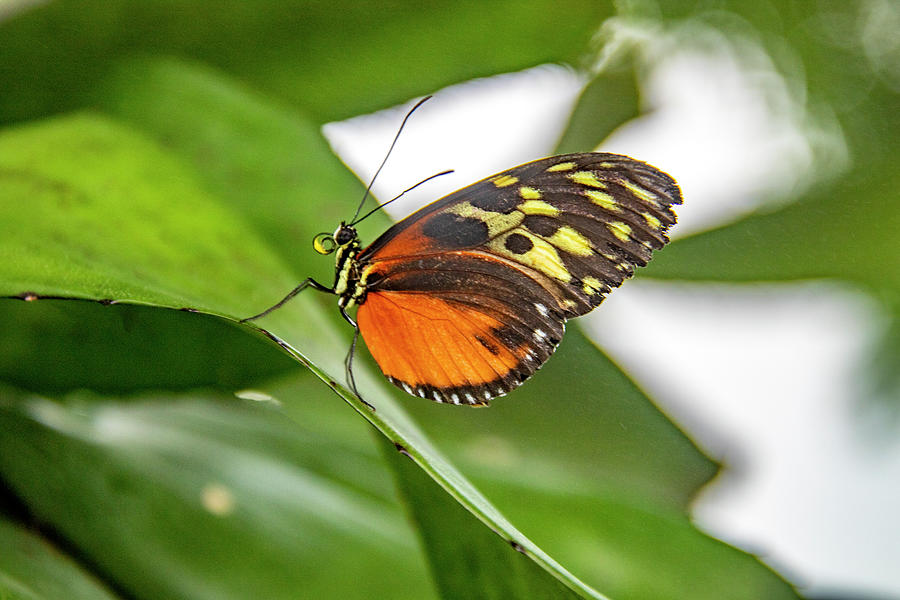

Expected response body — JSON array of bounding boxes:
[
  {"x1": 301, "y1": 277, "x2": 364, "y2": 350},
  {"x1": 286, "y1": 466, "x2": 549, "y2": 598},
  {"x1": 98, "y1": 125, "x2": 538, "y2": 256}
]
[{"x1": 306, "y1": 152, "x2": 682, "y2": 406}]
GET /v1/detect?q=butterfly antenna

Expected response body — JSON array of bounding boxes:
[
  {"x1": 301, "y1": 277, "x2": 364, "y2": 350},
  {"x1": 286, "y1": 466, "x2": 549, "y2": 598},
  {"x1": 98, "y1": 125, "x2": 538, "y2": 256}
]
[
  {"x1": 350, "y1": 169, "x2": 454, "y2": 225},
  {"x1": 350, "y1": 95, "x2": 433, "y2": 224}
]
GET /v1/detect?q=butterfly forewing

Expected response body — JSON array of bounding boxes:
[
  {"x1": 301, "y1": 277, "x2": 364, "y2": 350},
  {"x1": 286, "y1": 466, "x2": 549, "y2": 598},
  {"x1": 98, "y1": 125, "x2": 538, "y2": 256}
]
[{"x1": 355, "y1": 152, "x2": 682, "y2": 404}]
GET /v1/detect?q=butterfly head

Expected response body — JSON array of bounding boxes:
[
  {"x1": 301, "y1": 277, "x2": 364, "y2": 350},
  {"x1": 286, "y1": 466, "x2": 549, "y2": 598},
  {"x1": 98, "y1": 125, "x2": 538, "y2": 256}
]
[{"x1": 313, "y1": 223, "x2": 358, "y2": 256}]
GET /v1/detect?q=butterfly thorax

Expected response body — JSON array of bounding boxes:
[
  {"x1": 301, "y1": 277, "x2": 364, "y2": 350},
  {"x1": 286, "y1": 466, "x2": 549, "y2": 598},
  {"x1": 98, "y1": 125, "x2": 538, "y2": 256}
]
[{"x1": 331, "y1": 225, "x2": 367, "y2": 310}]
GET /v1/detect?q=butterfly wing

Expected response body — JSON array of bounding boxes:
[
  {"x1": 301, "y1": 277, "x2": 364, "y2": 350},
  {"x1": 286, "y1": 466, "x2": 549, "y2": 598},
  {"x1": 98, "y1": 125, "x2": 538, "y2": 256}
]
[
  {"x1": 356, "y1": 251, "x2": 568, "y2": 404},
  {"x1": 355, "y1": 152, "x2": 682, "y2": 404}
]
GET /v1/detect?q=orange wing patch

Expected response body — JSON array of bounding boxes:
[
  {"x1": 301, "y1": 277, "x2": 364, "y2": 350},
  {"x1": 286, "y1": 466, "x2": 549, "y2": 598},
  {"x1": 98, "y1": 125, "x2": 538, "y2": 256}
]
[{"x1": 357, "y1": 290, "x2": 529, "y2": 405}]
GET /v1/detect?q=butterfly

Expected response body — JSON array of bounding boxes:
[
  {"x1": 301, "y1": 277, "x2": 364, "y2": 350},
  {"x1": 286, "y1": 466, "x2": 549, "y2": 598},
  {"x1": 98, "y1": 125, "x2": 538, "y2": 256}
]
[{"x1": 245, "y1": 149, "x2": 682, "y2": 406}]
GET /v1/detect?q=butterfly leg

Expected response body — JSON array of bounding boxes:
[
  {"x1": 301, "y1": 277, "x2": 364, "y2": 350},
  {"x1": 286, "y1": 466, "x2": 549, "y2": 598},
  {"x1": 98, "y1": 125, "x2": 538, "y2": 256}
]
[
  {"x1": 240, "y1": 278, "x2": 333, "y2": 322},
  {"x1": 342, "y1": 320, "x2": 374, "y2": 411}
]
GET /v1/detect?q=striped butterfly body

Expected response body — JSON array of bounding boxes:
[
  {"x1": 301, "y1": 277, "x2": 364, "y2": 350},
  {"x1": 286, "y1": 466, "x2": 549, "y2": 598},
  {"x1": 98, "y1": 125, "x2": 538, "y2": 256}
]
[{"x1": 249, "y1": 152, "x2": 681, "y2": 406}]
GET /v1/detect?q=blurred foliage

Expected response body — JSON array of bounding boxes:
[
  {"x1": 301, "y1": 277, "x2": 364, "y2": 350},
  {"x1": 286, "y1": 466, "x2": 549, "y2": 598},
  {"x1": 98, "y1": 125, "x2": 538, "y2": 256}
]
[
  {"x1": 0, "y1": 385, "x2": 436, "y2": 600},
  {"x1": 645, "y1": 0, "x2": 900, "y2": 401},
  {"x1": 0, "y1": 0, "x2": 610, "y2": 124},
  {"x1": 0, "y1": 518, "x2": 119, "y2": 600},
  {"x1": 1, "y1": 0, "x2": 895, "y2": 598},
  {"x1": 0, "y1": 300, "x2": 299, "y2": 394}
]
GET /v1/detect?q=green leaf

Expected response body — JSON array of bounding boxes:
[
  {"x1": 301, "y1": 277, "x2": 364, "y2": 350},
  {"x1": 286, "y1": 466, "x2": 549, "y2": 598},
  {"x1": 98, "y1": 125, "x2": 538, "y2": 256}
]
[
  {"x1": 0, "y1": 0, "x2": 613, "y2": 125},
  {"x1": 96, "y1": 55, "x2": 365, "y2": 281},
  {"x1": 0, "y1": 300, "x2": 297, "y2": 395},
  {"x1": 464, "y1": 478, "x2": 799, "y2": 600},
  {"x1": 555, "y1": 61, "x2": 641, "y2": 154},
  {"x1": 379, "y1": 434, "x2": 587, "y2": 600},
  {"x1": 94, "y1": 58, "x2": 752, "y2": 596},
  {"x1": 0, "y1": 384, "x2": 436, "y2": 600},
  {"x1": 0, "y1": 518, "x2": 119, "y2": 600},
  {"x1": 0, "y1": 113, "x2": 296, "y2": 315}
]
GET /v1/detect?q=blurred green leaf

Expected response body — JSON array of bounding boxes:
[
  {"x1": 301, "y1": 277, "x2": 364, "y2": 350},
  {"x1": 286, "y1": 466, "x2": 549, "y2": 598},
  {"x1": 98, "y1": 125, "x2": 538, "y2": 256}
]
[
  {"x1": 0, "y1": 300, "x2": 298, "y2": 395},
  {"x1": 0, "y1": 0, "x2": 612, "y2": 125},
  {"x1": 466, "y1": 478, "x2": 799, "y2": 600},
  {"x1": 0, "y1": 384, "x2": 436, "y2": 600},
  {"x1": 0, "y1": 518, "x2": 120, "y2": 600},
  {"x1": 96, "y1": 55, "x2": 365, "y2": 281},
  {"x1": 555, "y1": 62, "x2": 641, "y2": 154},
  {"x1": 379, "y1": 434, "x2": 590, "y2": 600}
]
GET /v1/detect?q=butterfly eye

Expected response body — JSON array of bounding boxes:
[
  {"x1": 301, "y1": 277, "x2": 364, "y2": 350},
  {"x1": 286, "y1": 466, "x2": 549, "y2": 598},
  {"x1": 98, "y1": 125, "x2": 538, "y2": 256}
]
[
  {"x1": 313, "y1": 232, "x2": 336, "y2": 255},
  {"x1": 334, "y1": 226, "x2": 356, "y2": 245}
]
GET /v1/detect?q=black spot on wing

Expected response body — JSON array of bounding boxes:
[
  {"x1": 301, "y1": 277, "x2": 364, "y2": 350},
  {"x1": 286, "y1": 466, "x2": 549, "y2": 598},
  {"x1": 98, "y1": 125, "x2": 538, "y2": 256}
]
[
  {"x1": 470, "y1": 192, "x2": 519, "y2": 214},
  {"x1": 522, "y1": 214, "x2": 559, "y2": 237},
  {"x1": 492, "y1": 323, "x2": 530, "y2": 350},
  {"x1": 421, "y1": 213, "x2": 490, "y2": 248},
  {"x1": 504, "y1": 232, "x2": 533, "y2": 254},
  {"x1": 475, "y1": 335, "x2": 501, "y2": 356}
]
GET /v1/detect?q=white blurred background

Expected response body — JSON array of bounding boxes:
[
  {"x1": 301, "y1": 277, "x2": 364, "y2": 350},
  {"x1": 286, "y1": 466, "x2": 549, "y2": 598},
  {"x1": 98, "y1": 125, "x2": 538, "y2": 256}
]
[{"x1": 323, "y1": 19, "x2": 900, "y2": 599}]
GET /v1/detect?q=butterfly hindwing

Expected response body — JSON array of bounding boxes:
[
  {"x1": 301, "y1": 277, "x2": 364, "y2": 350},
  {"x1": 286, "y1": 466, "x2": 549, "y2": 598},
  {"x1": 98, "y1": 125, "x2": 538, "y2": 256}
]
[
  {"x1": 357, "y1": 258, "x2": 565, "y2": 404},
  {"x1": 354, "y1": 152, "x2": 682, "y2": 403}
]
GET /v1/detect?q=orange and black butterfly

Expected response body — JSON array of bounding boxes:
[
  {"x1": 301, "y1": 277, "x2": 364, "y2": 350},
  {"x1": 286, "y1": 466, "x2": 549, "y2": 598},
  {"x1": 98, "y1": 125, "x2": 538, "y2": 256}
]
[{"x1": 246, "y1": 114, "x2": 681, "y2": 406}]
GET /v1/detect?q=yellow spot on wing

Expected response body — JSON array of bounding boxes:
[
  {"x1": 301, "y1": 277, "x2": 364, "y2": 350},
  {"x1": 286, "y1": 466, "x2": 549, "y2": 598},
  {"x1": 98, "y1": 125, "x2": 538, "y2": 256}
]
[
  {"x1": 608, "y1": 221, "x2": 632, "y2": 242},
  {"x1": 546, "y1": 161, "x2": 575, "y2": 172},
  {"x1": 601, "y1": 252, "x2": 629, "y2": 271},
  {"x1": 448, "y1": 202, "x2": 524, "y2": 236},
  {"x1": 620, "y1": 180, "x2": 658, "y2": 205},
  {"x1": 643, "y1": 212, "x2": 661, "y2": 228},
  {"x1": 493, "y1": 174, "x2": 519, "y2": 188},
  {"x1": 490, "y1": 231, "x2": 571, "y2": 282},
  {"x1": 582, "y1": 276, "x2": 603, "y2": 295},
  {"x1": 547, "y1": 226, "x2": 592, "y2": 256},
  {"x1": 519, "y1": 200, "x2": 559, "y2": 216},
  {"x1": 569, "y1": 171, "x2": 606, "y2": 188},
  {"x1": 584, "y1": 189, "x2": 619, "y2": 211},
  {"x1": 518, "y1": 186, "x2": 542, "y2": 199}
]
